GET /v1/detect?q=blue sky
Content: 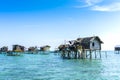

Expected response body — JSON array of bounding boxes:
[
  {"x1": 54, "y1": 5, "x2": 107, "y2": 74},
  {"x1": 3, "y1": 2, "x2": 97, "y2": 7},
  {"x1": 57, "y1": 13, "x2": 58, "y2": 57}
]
[{"x1": 0, "y1": 0, "x2": 120, "y2": 50}]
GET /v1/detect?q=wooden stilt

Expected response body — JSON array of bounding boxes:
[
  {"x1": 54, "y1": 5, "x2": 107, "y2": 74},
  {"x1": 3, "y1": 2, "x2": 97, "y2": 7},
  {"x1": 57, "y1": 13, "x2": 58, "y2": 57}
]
[
  {"x1": 95, "y1": 50, "x2": 97, "y2": 59},
  {"x1": 80, "y1": 51, "x2": 83, "y2": 59},
  {"x1": 99, "y1": 50, "x2": 101, "y2": 59},
  {"x1": 82, "y1": 49, "x2": 86, "y2": 59},
  {"x1": 105, "y1": 51, "x2": 107, "y2": 58},
  {"x1": 62, "y1": 50, "x2": 65, "y2": 58},
  {"x1": 68, "y1": 51, "x2": 71, "y2": 59},
  {"x1": 83, "y1": 52, "x2": 86, "y2": 59},
  {"x1": 74, "y1": 51, "x2": 77, "y2": 59},
  {"x1": 86, "y1": 50, "x2": 88, "y2": 58},
  {"x1": 77, "y1": 50, "x2": 80, "y2": 59},
  {"x1": 90, "y1": 50, "x2": 92, "y2": 59}
]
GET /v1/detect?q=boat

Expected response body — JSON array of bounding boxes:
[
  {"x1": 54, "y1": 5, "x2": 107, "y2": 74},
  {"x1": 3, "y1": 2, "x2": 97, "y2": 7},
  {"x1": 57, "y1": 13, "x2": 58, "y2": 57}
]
[{"x1": 6, "y1": 51, "x2": 22, "y2": 56}]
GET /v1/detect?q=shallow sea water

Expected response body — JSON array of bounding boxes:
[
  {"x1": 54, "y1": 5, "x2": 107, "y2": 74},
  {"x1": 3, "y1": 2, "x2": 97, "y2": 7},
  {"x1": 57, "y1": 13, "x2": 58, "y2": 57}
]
[{"x1": 0, "y1": 51, "x2": 120, "y2": 80}]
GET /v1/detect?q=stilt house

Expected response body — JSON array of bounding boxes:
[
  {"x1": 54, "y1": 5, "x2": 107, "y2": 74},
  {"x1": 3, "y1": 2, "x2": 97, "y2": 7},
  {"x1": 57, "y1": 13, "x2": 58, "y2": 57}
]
[
  {"x1": 40, "y1": 45, "x2": 50, "y2": 51},
  {"x1": 0, "y1": 46, "x2": 8, "y2": 52},
  {"x1": 13, "y1": 45, "x2": 25, "y2": 52},
  {"x1": 114, "y1": 45, "x2": 120, "y2": 53},
  {"x1": 74, "y1": 36, "x2": 103, "y2": 50}
]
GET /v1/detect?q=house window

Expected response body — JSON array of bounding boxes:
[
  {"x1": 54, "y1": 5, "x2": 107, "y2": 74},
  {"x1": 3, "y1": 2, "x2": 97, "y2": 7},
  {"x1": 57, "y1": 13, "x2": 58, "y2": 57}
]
[{"x1": 92, "y1": 42, "x2": 94, "y2": 47}]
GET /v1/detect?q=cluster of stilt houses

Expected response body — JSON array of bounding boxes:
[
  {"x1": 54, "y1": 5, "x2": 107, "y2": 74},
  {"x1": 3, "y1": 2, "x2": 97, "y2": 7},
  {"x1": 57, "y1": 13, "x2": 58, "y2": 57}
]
[
  {"x1": 0, "y1": 36, "x2": 113, "y2": 59},
  {"x1": 0, "y1": 45, "x2": 51, "y2": 56},
  {"x1": 58, "y1": 36, "x2": 104, "y2": 59}
]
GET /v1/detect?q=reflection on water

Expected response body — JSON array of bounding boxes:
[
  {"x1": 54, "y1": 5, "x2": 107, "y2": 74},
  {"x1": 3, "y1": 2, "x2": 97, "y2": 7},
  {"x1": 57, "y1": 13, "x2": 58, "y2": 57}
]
[{"x1": 0, "y1": 51, "x2": 120, "y2": 80}]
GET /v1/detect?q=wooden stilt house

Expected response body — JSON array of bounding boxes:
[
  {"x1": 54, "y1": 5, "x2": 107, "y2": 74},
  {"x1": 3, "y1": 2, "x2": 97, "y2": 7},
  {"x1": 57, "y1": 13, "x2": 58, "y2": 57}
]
[
  {"x1": 28, "y1": 46, "x2": 38, "y2": 54},
  {"x1": 13, "y1": 45, "x2": 25, "y2": 52},
  {"x1": 59, "y1": 36, "x2": 103, "y2": 59},
  {"x1": 114, "y1": 45, "x2": 120, "y2": 54},
  {"x1": 76, "y1": 36, "x2": 103, "y2": 50},
  {"x1": 0, "y1": 46, "x2": 8, "y2": 52},
  {"x1": 40, "y1": 45, "x2": 51, "y2": 51}
]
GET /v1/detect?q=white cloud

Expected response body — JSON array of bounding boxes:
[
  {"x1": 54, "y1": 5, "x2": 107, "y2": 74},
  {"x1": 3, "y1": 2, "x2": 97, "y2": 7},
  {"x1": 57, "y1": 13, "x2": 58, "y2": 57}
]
[
  {"x1": 75, "y1": 0, "x2": 103, "y2": 8},
  {"x1": 92, "y1": 2, "x2": 120, "y2": 12},
  {"x1": 85, "y1": 0, "x2": 103, "y2": 6},
  {"x1": 76, "y1": 0, "x2": 120, "y2": 12}
]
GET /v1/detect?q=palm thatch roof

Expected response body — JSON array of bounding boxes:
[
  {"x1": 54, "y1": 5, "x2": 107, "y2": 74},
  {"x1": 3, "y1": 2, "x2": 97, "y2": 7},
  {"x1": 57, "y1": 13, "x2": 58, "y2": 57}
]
[
  {"x1": 77, "y1": 36, "x2": 103, "y2": 44},
  {"x1": 69, "y1": 36, "x2": 103, "y2": 49}
]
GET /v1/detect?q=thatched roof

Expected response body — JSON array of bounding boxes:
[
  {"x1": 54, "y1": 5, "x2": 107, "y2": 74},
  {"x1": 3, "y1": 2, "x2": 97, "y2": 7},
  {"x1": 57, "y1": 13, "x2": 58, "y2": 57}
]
[
  {"x1": 40, "y1": 45, "x2": 51, "y2": 49},
  {"x1": 68, "y1": 36, "x2": 103, "y2": 49},
  {"x1": 77, "y1": 36, "x2": 103, "y2": 44},
  {"x1": 40, "y1": 45, "x2": 51, "y2": 51}
]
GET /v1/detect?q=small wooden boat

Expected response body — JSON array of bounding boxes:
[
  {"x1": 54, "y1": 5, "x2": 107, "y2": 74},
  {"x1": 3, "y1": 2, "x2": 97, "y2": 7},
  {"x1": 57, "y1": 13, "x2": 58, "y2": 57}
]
[{"x1": 6, "y1": 51, "x2": 22, "y2": 56}]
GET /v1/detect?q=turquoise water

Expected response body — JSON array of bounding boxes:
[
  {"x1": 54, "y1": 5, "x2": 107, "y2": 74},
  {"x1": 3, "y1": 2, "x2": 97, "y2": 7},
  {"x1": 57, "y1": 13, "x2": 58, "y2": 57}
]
[{"x1": 0, "y1": 51, "x2": 120, "y2": 80}]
